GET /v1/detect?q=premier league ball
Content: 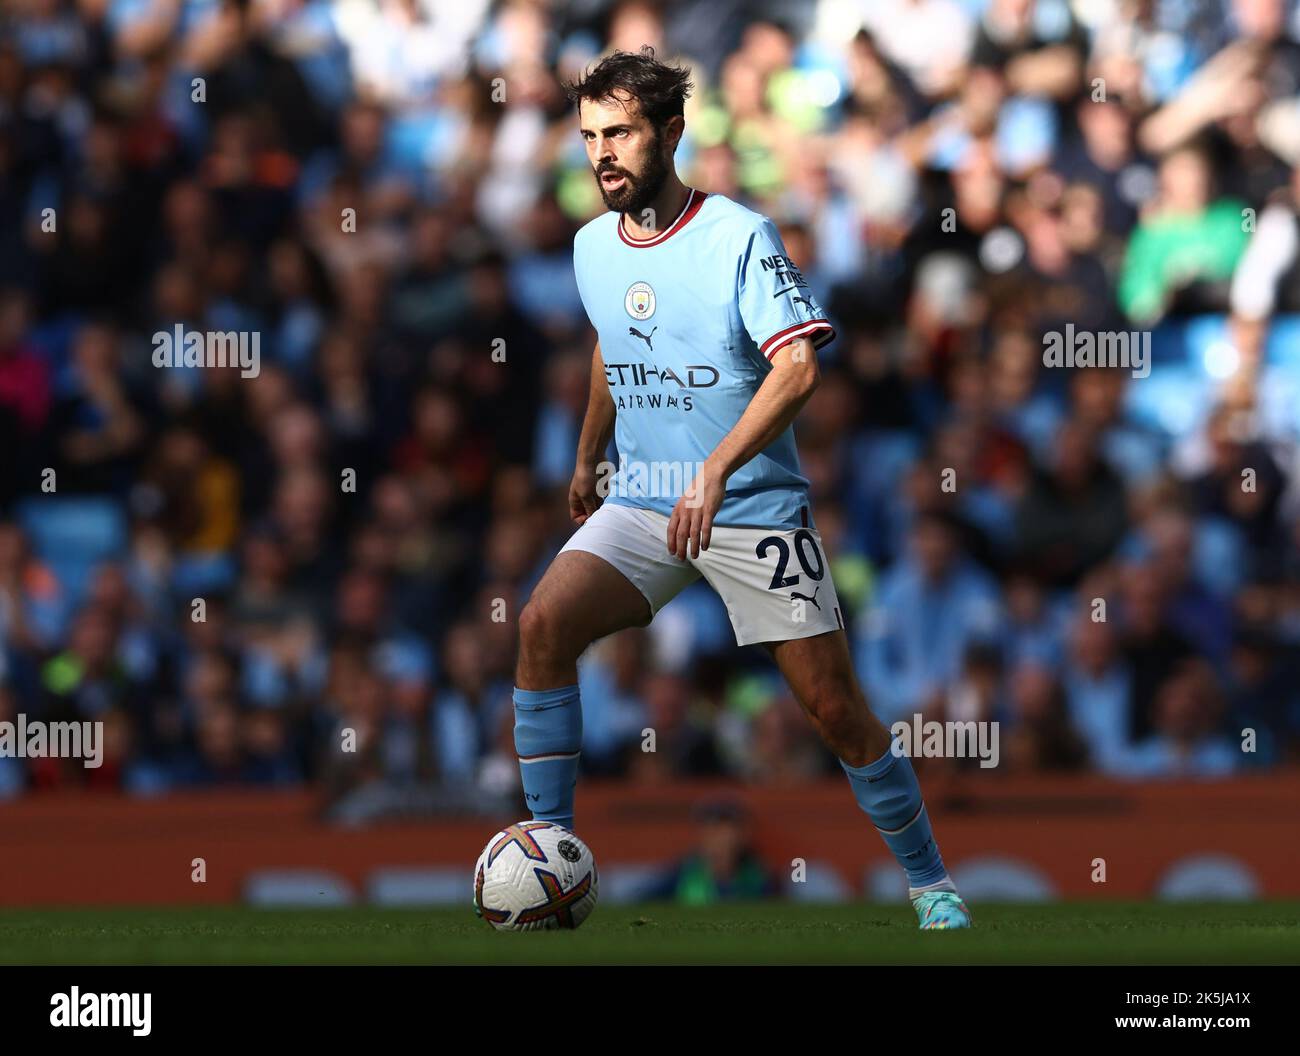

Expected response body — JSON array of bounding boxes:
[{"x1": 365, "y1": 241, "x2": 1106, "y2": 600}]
[{"x1": 472, "y1": 821, "x2": 598, "y2": 931}]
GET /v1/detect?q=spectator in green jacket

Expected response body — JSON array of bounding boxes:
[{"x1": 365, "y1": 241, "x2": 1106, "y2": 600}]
[
  {"x1": 650, "y1": 800, "x2": 776, "y2": 904},
  {"x1": 1119, "y1": 145, "x2": 1250, "y2": 323}
]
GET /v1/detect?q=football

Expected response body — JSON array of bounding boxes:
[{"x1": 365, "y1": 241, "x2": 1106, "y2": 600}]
[{"x1": 472, "y1": 821, "x2": 599, "y2": 931}]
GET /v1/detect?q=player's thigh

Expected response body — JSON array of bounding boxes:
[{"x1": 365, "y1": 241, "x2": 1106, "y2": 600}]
[
  {"x1": 552, "y1": 502, "x2": 700, "y2": 632},
  {"x1": 522, "y1": 549, "x2": 653, "y2": 651}
]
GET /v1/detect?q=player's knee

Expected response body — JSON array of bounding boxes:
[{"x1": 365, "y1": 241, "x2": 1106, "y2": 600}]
[
  {"x1": 517, "y1": 599, "x2": 552, "y2": 652},
  {"x1": 518, "y1": 598, "x2": 577, "y2": 662},
  {"x1": 804, "y1": 685, "x2": 864, "y2": 744}
]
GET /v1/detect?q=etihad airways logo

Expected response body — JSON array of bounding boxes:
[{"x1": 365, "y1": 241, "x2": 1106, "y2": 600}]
[
  {"x1": 603, "y1": 361, "x2": 718, "y2": 413},
  {"x1": 603, "y1": 362, "x2": 719, "y2": 388}
]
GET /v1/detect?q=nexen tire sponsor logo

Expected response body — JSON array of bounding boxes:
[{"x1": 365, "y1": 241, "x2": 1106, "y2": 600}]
[{"x1": 50, "y1": 988, "x2": 151, "y2": 1036}]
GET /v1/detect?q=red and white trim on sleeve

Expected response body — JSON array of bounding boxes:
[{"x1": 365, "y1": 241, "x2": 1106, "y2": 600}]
[
  {"x1": 617, "y1": 188, "x2": 708, "y2": 247},
  {"x1": 760, "y1": 319, "x2": 836, "y2": 360}
]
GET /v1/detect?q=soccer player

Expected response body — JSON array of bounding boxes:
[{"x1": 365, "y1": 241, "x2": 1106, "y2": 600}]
[{"x1": 512, "y1": 48, "x2": 971, "y2": 929}]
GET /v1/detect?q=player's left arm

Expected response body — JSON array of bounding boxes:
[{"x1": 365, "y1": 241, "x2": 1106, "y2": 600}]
[{"x1": 666, "y1": 338, "x2": 819, "y2": 560}]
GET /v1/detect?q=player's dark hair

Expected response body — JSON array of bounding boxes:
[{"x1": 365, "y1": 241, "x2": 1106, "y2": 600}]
[{"x1": 563, "y1": 46, "x2": 694, "y2": 128}]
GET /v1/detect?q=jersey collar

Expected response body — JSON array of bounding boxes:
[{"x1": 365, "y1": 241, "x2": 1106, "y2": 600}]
[{"x1": 617, "y1": 187, "x2": 707, "y2": 248}]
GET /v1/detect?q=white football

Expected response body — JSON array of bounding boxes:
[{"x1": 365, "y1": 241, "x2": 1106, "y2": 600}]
[{"x1": 473, "y1": 821, "x2": 598, "y2": 931}]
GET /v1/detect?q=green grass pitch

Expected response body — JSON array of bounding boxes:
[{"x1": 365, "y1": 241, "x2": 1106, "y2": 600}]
[{"x1": 1, "y1": 902, "x2": 1297, "y2": 964}]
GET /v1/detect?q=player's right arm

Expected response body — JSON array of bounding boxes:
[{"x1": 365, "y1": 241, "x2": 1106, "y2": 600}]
[{"x1": 569, "y1": 341, "x2": 615, "y2": 525}]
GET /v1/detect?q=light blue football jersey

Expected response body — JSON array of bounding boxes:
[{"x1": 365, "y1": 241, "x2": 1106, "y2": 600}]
[{"x1": 572, "y1": 189, "x2": 835, "y2": 529}]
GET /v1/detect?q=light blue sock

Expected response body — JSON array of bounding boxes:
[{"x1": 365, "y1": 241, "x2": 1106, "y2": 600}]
[
  {"x1": 841, "y1": 741, "x2": 952, "y2": 894},
  {"x1": 513, "y1": 685, "x2": 582, "y2": 830}
]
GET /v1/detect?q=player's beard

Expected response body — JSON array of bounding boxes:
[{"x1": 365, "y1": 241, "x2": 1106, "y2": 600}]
[{"x1": 594, "y1": 131, "x2": 672, "y2": 220}]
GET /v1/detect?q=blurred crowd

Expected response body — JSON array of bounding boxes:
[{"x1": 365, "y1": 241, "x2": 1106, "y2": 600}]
[{"x1": 1, "y1": 0, "x2": 1299, "y2": 803}]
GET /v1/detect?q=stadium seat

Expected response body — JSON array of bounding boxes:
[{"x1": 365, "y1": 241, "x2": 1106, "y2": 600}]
[
  {"x1": 948, "y1": 857, "x2": 1058, "y2": 902},
  {"x1": 243, "y1": 870, "x2": 355, "y2": 908},
  {"x1": 600, "y1": 864, "x2": 670, "y2": 905},
  {"x1": 1265, "y1": 314, "x2": 1300, "y2": 368},
  {"x1": 15, "y1": 497, "x2": 126, "y2": 626},
  {"x1": 1157, "y1": 855, "x2": 1260, "y2": 901},
  {"x1": 864, "y1": 860, "x2": 910, "y2": 902},
  {"x1": 366, "y1": 867, "x2": 472, "y2": 907},
  {"x1": 784, "y1": 860, "x2": 851, "y2": 903}
]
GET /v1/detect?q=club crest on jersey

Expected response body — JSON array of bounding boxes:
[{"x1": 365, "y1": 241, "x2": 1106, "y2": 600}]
[{"x1": 625, "y1": 281, "x2": 656, "y2": 321}]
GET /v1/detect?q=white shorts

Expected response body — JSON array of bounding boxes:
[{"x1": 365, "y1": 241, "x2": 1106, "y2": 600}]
[{"x1": 559, "y1": 502, "x2": 845, "y2": 647}]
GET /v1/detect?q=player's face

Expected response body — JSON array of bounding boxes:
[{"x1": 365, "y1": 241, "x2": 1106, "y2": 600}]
[{"x1": 579, "y1": 95, "x2": 674, "y2": 216}]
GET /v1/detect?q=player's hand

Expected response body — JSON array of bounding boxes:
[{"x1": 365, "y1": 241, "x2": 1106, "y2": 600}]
[
  {"x1": 667, "y1": 464, "x2": 726, "y2": 560},
  {"x1": 569, "y1": 462, "x2": 602, "y2": 525}
]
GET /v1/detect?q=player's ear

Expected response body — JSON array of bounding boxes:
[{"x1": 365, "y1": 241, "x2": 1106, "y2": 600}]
[{"x1": 663, "y1": 114, "x2": 685, "y2": 153}]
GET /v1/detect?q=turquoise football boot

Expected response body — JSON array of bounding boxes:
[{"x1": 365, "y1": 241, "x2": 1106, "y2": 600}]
[{"x1": 913, "y1": 890, "x2": 973, "y2": 930}]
